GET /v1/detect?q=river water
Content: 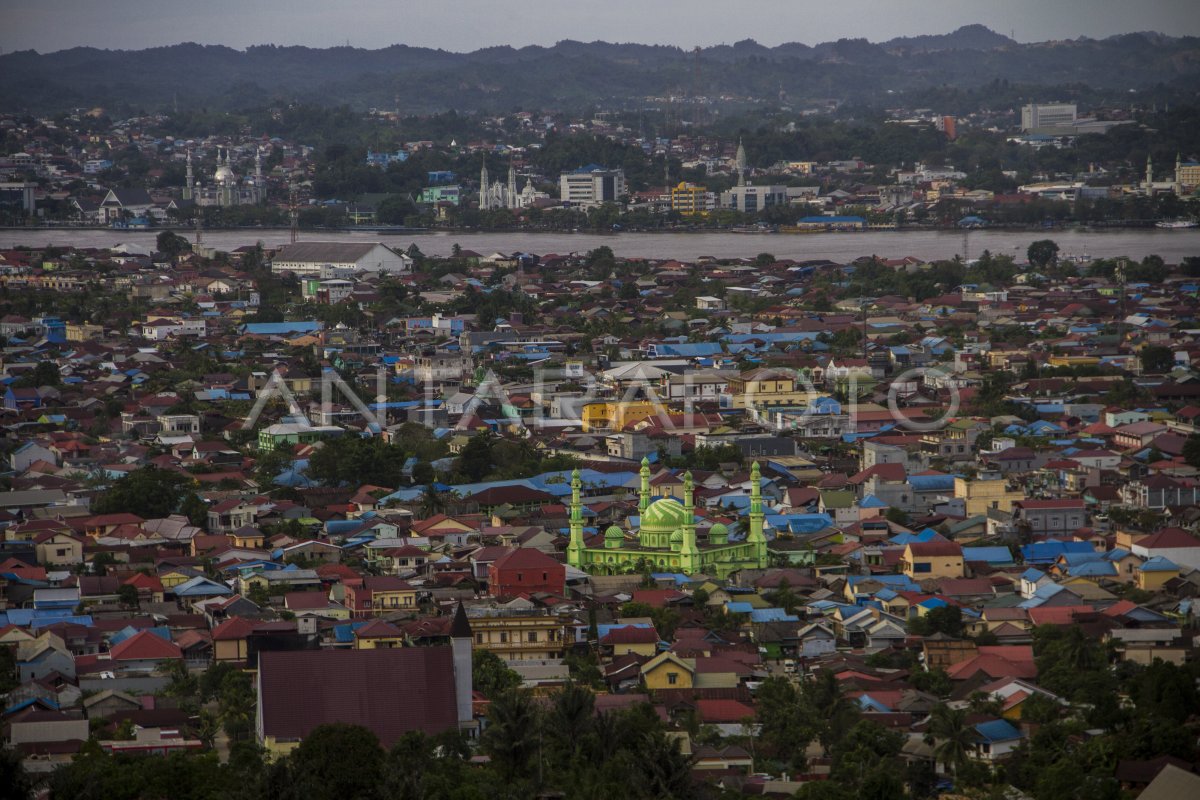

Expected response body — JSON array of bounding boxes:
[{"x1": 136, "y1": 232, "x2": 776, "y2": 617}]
[{"x1": 2, "y1": 227, "x2": 1198, "y2": 262}]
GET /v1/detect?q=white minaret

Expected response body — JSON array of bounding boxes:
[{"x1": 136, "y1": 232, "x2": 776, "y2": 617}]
[
  {"x1": 736, "y1": 138, "x2": 748, "y2": 187},
  {"x1": 183, "y1": 148, "x2": 194, "y2": 200}
]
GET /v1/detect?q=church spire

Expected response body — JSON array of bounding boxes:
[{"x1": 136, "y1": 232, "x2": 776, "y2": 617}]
[
  {"x1": 507, "y1": 158, "x2": 517, "y2": 208},
  {"x1": 480, "y1": 155, "x2": 490, "y2": 210}
]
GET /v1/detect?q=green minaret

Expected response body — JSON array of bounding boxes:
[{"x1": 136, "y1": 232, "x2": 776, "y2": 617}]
[
  {"x1": 747, "y1": 461, "x2": 767, "y2": 567},
  {"x1": 567, "y1": 468, "x2": 585, "y2": 568},
  {"x1": 680, "y1": 470, "x2": 699, "y2": 573},
  {"x1": 638, "y1": 456, "x2": 651, "y2": 513}
]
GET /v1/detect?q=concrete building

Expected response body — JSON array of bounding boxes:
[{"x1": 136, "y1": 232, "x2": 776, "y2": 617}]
[
  {"x1": 271, "y1": 242, "x2": 412, "y2": 277},
  {"x1": 1020, "y1": 103, "x2": 1077, "y2": 132},
  {"x1": 559, "y1": 165, "x2": 626, "y2": 208}
]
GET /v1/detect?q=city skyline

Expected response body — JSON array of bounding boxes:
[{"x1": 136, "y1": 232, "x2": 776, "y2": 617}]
[{"x1": 3, "y1": 0, "x2": 1200, "y2": 54}]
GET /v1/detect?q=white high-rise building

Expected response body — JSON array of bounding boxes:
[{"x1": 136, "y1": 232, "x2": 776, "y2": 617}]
[
  {"x1": 558, "y1": 165, "x2": 626, "y2": 208},
  {"x1": 1020, "y1": 103, "x2": 1077, "y2": 132}
]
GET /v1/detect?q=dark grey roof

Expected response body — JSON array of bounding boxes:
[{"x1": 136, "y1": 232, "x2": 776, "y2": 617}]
[{"x1": 272, "y1": 241, "x2": 396, "y2": 264}]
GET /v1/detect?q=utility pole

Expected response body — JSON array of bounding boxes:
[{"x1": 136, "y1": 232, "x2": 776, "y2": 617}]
[{"x1": 1116, "y1": 258, "x2": 1127, "y2": 351}]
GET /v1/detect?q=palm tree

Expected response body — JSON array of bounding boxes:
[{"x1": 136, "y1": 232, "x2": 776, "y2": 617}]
[
  {"x1": 419, "y1": 483, "x2": 445, "y2": 518},
  {"x1": 926, "y1": 704, "x2": 975, "y2": 777},
  {"x1": 481, "y1": 689, "x2": 541, "y2": 783}
]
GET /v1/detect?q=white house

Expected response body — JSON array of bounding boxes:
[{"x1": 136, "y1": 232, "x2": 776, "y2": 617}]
[{"x1": 1130, "y1": 528, "x2": 1200, "y2": 571}]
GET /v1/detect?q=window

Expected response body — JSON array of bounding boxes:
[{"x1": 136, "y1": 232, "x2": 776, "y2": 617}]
[
  {"x1": 667, "y1": 672, "x2": 678, "y2": 685},
  {"x1": 499, "y1": 632, "x2": 507, "y2": 643},
  {"x1": 527, "y1": 632, "x2": 537, "y2": 642},
  {"x1": 914, "y1": 562, "x2": 932, "y2": 573},
  {"x1": 475, "y1": 633, "x2": 483, "y2": 644},
  {"x1": 517, "y1": 572, "x2": 523, "y2": 582}
]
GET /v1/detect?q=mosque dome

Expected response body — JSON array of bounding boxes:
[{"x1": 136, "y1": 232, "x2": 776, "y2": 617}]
[
  {"x1": 708, "y1": 523, "x2": 729, "y2": 544},
  {"x1": 669, "y1": 529, "x2": 684, "y2": 545},
  {"x1": 640, "y1": 497, "x2": 689, "y2": 532},
  {"x1": 604, "y1": 525, "x2": 624, "y2": 541},
  {"x1": 214, "y1": 163, "x2": 236, "y2": 185}
]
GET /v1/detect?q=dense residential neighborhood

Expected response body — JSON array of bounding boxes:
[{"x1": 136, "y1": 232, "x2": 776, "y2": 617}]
[{"x1": 0, "y1": 218, "x2": 1198, "y2": 799}]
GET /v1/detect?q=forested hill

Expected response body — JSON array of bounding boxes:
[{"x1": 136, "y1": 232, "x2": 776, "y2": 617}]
[{"x1": 2, "y1": 26, "x2": 1198, "y2": 114}]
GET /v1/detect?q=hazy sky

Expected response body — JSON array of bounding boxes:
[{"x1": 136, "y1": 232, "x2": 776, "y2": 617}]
[{"x1": 3, "y1": 0, "x2": 1199, "y2": 53}]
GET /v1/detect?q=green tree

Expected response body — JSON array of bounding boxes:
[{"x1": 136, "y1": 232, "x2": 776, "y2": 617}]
[
  {"x1": 286, "y1": 723, "x2": 385, "y2": 800},
  {"x1": 472, "y1": 649, "x2": 521, "y2": 699},
  {"x1": 1139, "y1": 344, "x2": 1176, "y2": 374},
  {"x1": 926, "y1": 703, "x2": 975, "y2": 777},
  {"x1": 156, "y1": 229, "x2": 192, "y2": 259},
  {"x1": 1027, "y1": 239, "x2": 1060, "y2": 270},
  {"x1": 481, "y1": 689, "x2": 542, "y2": 784},
  {"x1": 91, "y1": 466, "x2": 193, "y2": 519},
  {"x1": 117, "y1": 583, "x2": 140, "y2": 608}
]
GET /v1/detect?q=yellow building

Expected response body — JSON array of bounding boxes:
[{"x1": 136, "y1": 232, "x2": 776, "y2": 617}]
[
  {"x1": 65, "y1": 322, "x2": 104, "y2": 341},
  {"x1": 1135, "y1": 558, "x2": 1179, "y2": 591},
  {"x1": 725, "y1": 368, "x2": 819, "y2": 409},
  {"x1": 581, "y1": 400, "x2": 658, "y2": 433},
  {"x1": 159, "y1": 568, "x2": 196, "y2": 590},
  {"x1": 1047, "y1": 355, "x2": 1100, "y2": 368},
  {"x1": 955, "y1": 476, "x2": 1025, "y2": 518},
  {"x1": 670, "y1": 182, "x2": 709, "y2": 215},
  {"x1": 353, "y1": 619, "x2": 407, "y2": 649},
  {"x1": 641, "y1": 651, "x2": 695, "y2": 690},
  {"x1": 467, "y1": 609, "x2": 566, "y2": 662},
  {"x1": 34, "y1": 532, "x2": 83, "y2": 567},
  {"x1": 901, "y1": 541, "x2": 965, "y2": 580}
]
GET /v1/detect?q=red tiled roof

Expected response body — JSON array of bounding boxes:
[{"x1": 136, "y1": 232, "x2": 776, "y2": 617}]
[
  {"x1": 696, "y1": 698, "x2": 755, "y2": 723},
  {"x1": 600, "y1": 625, "x2": 660, "y2": 645},
  {"x1": 108, "y1": 631, "x2": 182, "y2": 662}
]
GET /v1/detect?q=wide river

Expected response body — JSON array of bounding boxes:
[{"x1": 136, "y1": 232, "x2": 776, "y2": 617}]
[{"x1": 2, "y1": 227, "x2": 1198, "y2": 262}]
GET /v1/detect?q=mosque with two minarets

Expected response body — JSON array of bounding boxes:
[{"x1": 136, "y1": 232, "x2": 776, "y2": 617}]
[{"x1": 566, "y1": 458, "x2": 769, "y2": 578}]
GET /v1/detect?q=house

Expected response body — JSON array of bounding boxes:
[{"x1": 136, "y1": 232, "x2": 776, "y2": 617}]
[
  {"x1": 33, "y1": 530, "x2": 84, "y2": 567},
  {"x1": 1130, "y1": 528, "x2": 1200, "y2": 571},
  {"x1": 107, "y1": 630, "x2": 183, "y2": 672},
  {"x1": 972, "y1": 719, "x2": 1023, "y2": 762},
  {"x1": 641, "y1": 651, "x2": 695, "y2": 690},
  {"x1": 901, "y1": 541, "x2": 964, "y2": 580},
  {"x1": 1014, "y1": 499, "x2": 1086, "y2": 537},
  {"x1": 343, "y1": 576, "x2": 419, "y2": 618},
  {"x1": 467, "y1": 607, "x2": 566, "y2": 662},
  {"x1": 488, "y1": 548, "x2": 565, "y2": 597},
  {"x1": 599, "y1": 625, "x2": 660, "y2": 658}
]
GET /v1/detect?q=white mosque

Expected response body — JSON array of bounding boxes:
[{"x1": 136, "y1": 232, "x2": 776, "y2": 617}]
[{"x1": 183, "y1": 146, "x2": 267, "y2": 207}]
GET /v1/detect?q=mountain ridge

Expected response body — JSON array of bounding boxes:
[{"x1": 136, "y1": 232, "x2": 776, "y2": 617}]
[{"x1": 1, "y1": 26, "x2": 1196, "y2": 114}]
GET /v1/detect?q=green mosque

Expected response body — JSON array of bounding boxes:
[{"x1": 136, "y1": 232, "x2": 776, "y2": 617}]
[{"x1": 566, "y1": 458, "x2": 768, "y2": 578}]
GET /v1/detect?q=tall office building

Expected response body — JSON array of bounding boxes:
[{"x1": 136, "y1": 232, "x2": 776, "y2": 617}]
[{"x1": 1021, "y1": 103, "x2": 1078, "y2": 132}]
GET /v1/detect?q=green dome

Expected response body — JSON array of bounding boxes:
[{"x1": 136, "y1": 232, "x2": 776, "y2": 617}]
[
  {"x1": 709, "y1": 523, "x2": 728, "y2": 538},
  {"x1": 640, "y1": 497, "x2": 689, "y2": 531},
  {"x1": 604, "y1": 525, "x2": 624, "y2": 540},
  {"x1": 669, "y1": 529, "x2": 684, "y2": 544}
]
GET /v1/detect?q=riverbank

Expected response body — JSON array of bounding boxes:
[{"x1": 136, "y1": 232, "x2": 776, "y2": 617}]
[{"x1": 2, "y1": 227, "x2": 1197, "y2": 263}]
